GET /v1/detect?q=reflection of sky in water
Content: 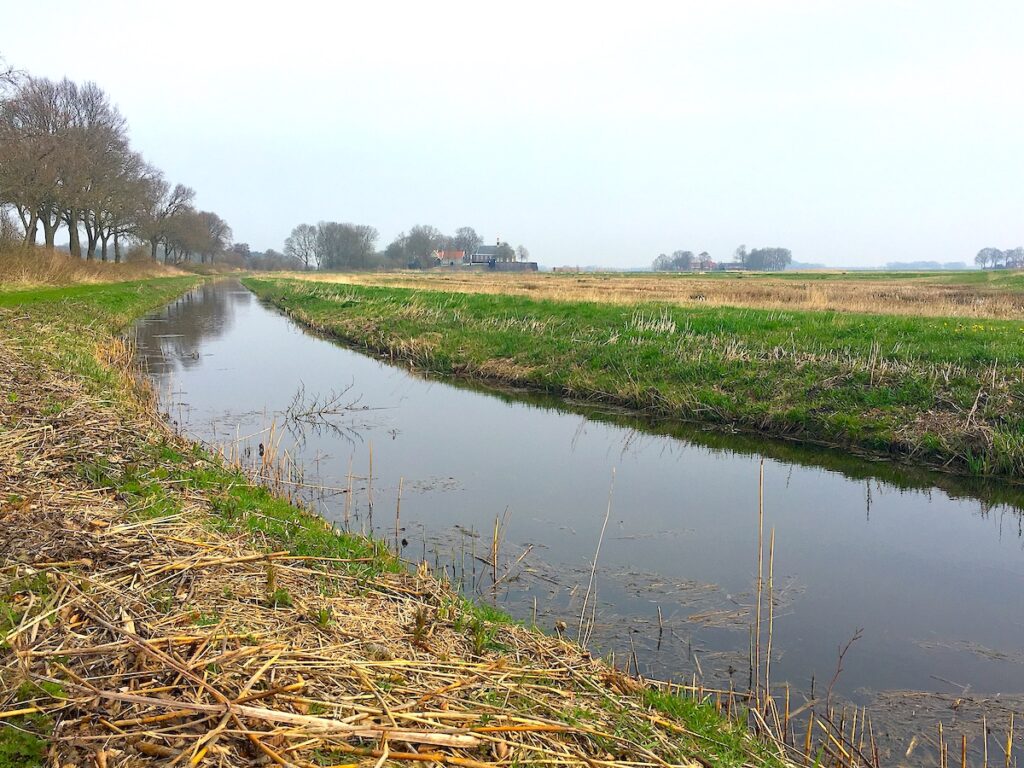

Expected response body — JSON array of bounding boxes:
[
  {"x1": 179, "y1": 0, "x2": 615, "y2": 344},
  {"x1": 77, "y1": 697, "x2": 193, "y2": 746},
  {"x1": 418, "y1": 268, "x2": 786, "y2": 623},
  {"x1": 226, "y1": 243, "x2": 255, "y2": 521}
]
[{"x1": 133, "y1": 281, "x2": 1024, "y2": 712}]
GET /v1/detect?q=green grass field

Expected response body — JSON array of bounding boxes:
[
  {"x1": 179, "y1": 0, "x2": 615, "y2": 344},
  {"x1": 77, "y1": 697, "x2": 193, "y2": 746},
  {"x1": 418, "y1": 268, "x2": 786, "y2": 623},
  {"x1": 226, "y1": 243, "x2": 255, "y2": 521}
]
[{"x1": 244, "y1": 277, "x2": 1024, "y2": 479}]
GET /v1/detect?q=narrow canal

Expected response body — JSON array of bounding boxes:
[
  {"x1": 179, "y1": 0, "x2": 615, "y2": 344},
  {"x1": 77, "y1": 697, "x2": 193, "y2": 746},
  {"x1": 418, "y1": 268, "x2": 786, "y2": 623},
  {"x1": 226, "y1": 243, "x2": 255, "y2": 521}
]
[{"x1": 133, "y1": 279, "x2": 1024, "y2": 759}]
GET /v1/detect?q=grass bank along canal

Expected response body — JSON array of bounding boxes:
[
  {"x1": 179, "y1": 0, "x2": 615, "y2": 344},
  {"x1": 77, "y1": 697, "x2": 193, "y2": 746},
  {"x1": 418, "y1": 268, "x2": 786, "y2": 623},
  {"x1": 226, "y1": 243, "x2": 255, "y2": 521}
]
[{"x1": 134, "y1": 280, "x2": 1024, "y2": 758}]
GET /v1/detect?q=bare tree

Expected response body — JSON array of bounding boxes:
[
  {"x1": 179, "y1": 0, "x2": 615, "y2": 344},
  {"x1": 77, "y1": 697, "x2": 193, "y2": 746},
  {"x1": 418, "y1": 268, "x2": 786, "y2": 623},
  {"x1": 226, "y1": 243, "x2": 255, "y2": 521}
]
[
  {"x1": 653, "y1": 251, "x2": 698, "y2": 271},
  {"x1": 136, "y1": 176, "x2": 195, "y2": 259},
  {"x1": 162, "y1": 208, "x2": 210, "y2": 264},
  {"x1": 0, "y1": 54, "x2": 21, "y2": 97},
  {"x1": 56, "y1": 80, "x2": 128, "y2": 258},
  {"x1": 1, "y1": 67, "x2": 235, "y2": 267},
  {"x1": 516, "y1": 245, "x2": 530, "y2": 262},
  {"x1": 284, "y1": 223, "x2": 319, "y2": 269},
  {"x1": 745, "y1": 247, "x2": 791, "y2": 271},
  {"x1": 316, "y1": 221, "x2": 379, "y2": 270},
  {"x1": 0, "y1": 76, "x2": 70, "y2": 248},
  {"x1": 0, "y1": 76, "x2": 133, "y2": 258},
  {"x1": 197, "y1": 210, "x2": 231, "y2": 263},
  {"x1": 404, "y1": 224, "x2": 445, "y2": 268},
  {"x1": 0, "y1": 206, "x2": 19, "y2": 246},
  {"x1": 79, "y1": 134, "x2": 145, "y2": 261},
  {"x1": 450, "y1": 226, "x2": 482, "y2": 257}
]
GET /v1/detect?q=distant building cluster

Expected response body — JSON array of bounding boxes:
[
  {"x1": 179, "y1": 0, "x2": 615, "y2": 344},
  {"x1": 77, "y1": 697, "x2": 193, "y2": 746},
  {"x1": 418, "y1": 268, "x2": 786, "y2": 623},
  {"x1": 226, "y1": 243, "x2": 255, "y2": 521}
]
[{"x1": 431, "y1": 241, "x2": 538, "y2": 272}]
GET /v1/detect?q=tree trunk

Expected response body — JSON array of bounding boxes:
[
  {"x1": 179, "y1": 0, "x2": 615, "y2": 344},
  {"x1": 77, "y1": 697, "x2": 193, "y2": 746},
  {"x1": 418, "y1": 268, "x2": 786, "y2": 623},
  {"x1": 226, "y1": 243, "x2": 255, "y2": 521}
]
[
  {"x1": 66, "y1": 210, "x2": 82, "y2": 258},
  {"x1": 100, "y1": 235, "x2": 109, "y2": 262},
  {"x1": 114, "y1": 234, "x2": 121, "y2": 264},
  {"x1": 150, "y1": 237, "x2": 159, "y2": 260},
  {"x1": 39, "y1": 206, "x2": 58, "y2": 249},
  {"x1": 17, "y1": 206, "x2": 38, "y2": 245},
  {"x1": 84, "y1": 216, "x2": 99, "y2": 260}
]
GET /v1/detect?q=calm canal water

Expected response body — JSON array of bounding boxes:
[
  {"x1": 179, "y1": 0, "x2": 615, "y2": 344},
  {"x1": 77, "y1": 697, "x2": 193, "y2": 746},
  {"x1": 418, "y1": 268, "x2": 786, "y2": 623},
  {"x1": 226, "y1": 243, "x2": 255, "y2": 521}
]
[{"x1": 133, "y1": 280, "x2": 1024, "y2": 758}]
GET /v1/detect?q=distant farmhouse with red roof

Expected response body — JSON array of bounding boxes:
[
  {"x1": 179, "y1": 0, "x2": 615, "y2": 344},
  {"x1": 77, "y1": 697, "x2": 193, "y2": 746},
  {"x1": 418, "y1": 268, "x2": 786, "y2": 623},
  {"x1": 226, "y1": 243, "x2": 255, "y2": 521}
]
[
  {"x1": 432, "y1": 249, "x2": 465, "y2": 266},
  {"x1": 431, "y1": 240, "x2": 537, "y2": 271}
]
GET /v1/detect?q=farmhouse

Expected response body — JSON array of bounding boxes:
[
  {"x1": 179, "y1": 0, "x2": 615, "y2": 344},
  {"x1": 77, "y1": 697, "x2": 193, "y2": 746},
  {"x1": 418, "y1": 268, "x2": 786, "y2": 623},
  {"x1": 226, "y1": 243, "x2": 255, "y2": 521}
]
[
  {"x1": 468, "y1": 244, "x2": 513, "y2": 264},
  {"x1": 432, "y1": 249, "x2": 466, "y2": 266}
]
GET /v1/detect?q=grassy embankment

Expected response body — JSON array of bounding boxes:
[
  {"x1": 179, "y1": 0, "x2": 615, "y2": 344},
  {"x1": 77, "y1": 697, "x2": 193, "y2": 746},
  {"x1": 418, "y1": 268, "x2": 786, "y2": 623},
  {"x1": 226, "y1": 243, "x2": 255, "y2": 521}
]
[
  {"x1": 0, "y1": 279, "x2": 786, "y2": 766},
  {"x1": 244, "y1": 277, "x2": 1024, "y2": 479}
]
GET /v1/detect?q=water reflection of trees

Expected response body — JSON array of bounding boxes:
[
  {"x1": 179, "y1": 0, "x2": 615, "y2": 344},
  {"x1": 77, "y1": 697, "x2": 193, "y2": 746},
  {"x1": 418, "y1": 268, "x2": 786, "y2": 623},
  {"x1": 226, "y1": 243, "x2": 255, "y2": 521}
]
[
  {"x1": 135, "y1": 282, "x2": 250, "y2": 371},
  {"x1": 277, "y1": 381, "x2": 386, "y2": 448}
]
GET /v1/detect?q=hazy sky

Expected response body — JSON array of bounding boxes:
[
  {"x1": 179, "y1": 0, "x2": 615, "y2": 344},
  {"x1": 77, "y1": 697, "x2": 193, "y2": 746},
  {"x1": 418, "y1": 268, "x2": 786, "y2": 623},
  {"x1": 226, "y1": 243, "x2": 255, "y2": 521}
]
[{"x1": 5, "y1": 1, "x2": 1023, "y2": 267}]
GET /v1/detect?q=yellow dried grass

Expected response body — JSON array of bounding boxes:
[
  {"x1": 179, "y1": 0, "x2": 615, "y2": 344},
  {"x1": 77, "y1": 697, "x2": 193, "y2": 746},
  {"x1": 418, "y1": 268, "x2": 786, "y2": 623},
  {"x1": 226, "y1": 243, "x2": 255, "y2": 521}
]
[
  {"x1": 283, "y1": 271, "x2": 1024, "y2": 320},
  {"x1": 0, "y1": 245, "x2": 179, "y2": 288}
]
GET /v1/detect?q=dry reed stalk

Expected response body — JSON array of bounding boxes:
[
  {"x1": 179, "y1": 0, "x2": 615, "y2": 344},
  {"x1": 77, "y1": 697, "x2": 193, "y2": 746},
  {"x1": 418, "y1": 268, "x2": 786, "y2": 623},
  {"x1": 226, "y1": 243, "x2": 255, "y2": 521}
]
[
  {"x1": 1007, "y1": 712, "x2": 1014, "y2": 768},
  {"x1": 578, "y1": 468, "x2": 615, "y2": 647},
  {"x1": 755, "y1": 459, "x2": 765, "y2": 706},
  {"x1": 367, "y1": 440, "x2": 374, "y2": 509},
  {"x1": 783, "y1": 684, "x2": 790, "y2": 743},
  {"x1": 492, "y1": 514, "x2": 499, "y2": 586},
  {"x1": 344, "y1": 455, "x2": 353, "y2": 527},
  {"x1": 766, "y1": 526, "x2": 775, "y2": 702},
  {"x1": 985, "y1": 714, "x2": 990, "y2": 768},
  {"x1": 490, "y1": 544, "x2": 534, "y2": 589},
  {"x1": 395, "y1": 476, "x2": 404, "y2": 554}
]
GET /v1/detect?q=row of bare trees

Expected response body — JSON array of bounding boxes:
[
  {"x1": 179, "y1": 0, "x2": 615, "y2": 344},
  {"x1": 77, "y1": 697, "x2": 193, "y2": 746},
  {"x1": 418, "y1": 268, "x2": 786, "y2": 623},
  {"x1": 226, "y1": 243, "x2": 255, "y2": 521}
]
[
  {"x1": 284, "y1": 222, "x2": 380, "y2": 270},
  {"x1": 975, "y1": 247, "x2": 1024, "y2": 269},
  {"x1": 284, "y1": 222, "x2": 480, "y2": 271},
  {"x1": 652, "y1": 250, "x2": 713, "y2": 271},
  {"x1": 0, "y1": 63, "x2": 232, "y2": 263}
]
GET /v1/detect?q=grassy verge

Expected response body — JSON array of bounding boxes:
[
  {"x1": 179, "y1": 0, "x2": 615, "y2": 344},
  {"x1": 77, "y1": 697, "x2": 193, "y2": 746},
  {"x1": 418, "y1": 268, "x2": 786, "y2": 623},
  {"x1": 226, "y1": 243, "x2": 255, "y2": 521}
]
[
  {"x1": 0, "y1": 279, "x2": 788, "y2": 767},
  {"x1": 244, "y1": 276, "x2": 1024, "y2": 479}
]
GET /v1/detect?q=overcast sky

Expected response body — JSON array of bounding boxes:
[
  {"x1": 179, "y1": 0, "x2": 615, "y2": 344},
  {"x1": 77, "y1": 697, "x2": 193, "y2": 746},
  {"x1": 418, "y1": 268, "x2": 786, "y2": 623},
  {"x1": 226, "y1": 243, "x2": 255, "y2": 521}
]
[{"x1": 5, "y1": 1, "x2": 1023, "y2": 267}]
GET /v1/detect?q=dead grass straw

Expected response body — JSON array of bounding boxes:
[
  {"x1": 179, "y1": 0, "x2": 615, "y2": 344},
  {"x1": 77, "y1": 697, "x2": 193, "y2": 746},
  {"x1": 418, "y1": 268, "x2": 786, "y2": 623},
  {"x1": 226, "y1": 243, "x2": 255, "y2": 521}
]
[
  {"x1": 283, "y1": 270, "x2": 1024, "y2": 321},
  {"x1": 0, "y1": 246, "x2": 180, "y2": 288}
]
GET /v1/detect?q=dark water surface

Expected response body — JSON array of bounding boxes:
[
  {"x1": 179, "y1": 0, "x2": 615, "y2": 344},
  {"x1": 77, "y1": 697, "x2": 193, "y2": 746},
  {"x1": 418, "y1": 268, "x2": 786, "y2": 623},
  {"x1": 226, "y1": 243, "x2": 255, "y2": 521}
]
[{"x1": 133, "y1": 280, "x2": 1024, "y2": 753}]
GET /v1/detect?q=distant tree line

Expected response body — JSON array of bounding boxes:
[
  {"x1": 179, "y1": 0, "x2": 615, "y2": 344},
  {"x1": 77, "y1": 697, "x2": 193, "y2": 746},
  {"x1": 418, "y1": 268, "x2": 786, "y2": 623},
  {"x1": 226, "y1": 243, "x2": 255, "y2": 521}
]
[
  {"x1": 975, "y1": 247, "x2": 1024, "y2": 269},
  {"x1": 885, "y1": 261, "x2": 968, "y2": 271},
  {"x1": 652, "y1": 245, "x2": 792, "y2": 272},
  {"x1": 652, "y1": 250, "x2": 712, "y2": 271},
  {"x1": 0, "y1": 61, "x2": 232, "y2": 263},
  {"x1": 284, "y1": 222, "x2": 528, "y2": 271},
  {"x1": 734, "y1": 245, "x2": 792, "y2": 271},
  {"x1": 223, "y1": 243, "x2": 301, "y2": 271}
]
